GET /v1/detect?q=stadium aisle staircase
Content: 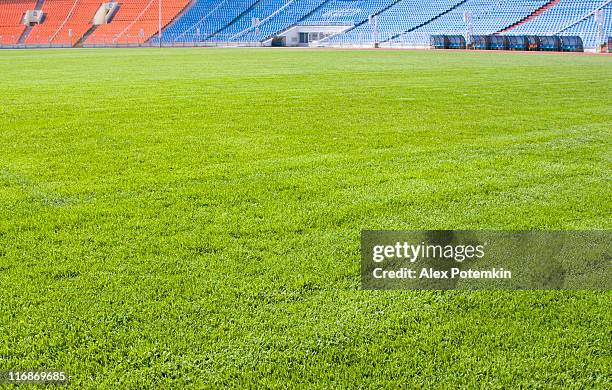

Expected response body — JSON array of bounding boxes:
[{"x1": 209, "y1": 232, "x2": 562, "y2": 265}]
[
  {"x1": 208, "y1": 0, "x2": 264, "y2": 40},
  {"x1": 18, "y1": 0, "x2": 45, "y2": 43},
  {"x1": 214, "y1": 0, "x2": 306, "y2": 42},
  {"x1": 0, "y1": 0, "x2": 37, "y2": 45},
  {"x1": 299, "y1": 0, "x2": 403, "y2": 45}
]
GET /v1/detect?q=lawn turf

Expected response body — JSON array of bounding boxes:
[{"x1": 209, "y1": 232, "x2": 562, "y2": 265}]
[{"x1": 0, "y1": 48, "x2": 610, "y2": 388}]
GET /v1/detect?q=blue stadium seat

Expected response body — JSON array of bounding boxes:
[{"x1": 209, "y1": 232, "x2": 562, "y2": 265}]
[{"x1": 150, "y1": 0, "x2": 612, "y2": 49}]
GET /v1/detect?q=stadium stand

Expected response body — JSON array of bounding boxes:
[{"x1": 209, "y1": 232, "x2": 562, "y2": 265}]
[
  {"x1": 0, "y1": 0, "x2": 37, "y2": 45},
  {"x1": 216, "y1": 0, "x2": 329, "y2": 42},
  {"x1": 212, "y1": 0, "x2": 306, "y2": 41},
  {"x1": 300, "y1": 0, "x2": 400, "y2": 26},
  {"x1": 327, "y1": 0, "x2": 465, "y2": 45},
  {"x1": 0, "y1": 0, "x2": 611, "y2": 49},
  {"x1": 392, "y1": 0, "x2": 551, "y2": 45},
  {"x1": 85, "y1": 0, "x2": 190, "y2": 46},
  {"x1": 26, "y1": 0, "x2": 104, "y2": 45},
  {"x1": 506, "y1": 0, "x2": 605, "y2": 35},
  {"x1": 156, "y1": 0, "x2": 257, "y2": 43},
  {"x1": 499, "y1": 0, "x2": 563, "y2": 33},
  {"x1": 556, "y1": 1, "x2": 612, "y2": 48}
]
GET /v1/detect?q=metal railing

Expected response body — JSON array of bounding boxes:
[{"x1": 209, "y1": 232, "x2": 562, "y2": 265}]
[{"x1": 0, "y1": 31, "x2": 607, "y2": 50}]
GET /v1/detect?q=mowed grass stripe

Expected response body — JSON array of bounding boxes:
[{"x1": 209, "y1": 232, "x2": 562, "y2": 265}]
[{"x1": 0, "y1": 48, "x2": 610, "y2": 388}]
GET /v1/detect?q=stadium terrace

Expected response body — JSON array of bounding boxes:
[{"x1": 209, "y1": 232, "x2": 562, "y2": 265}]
[{"x1": 0, "y1": 0, "x2": 611, "y2": 51}]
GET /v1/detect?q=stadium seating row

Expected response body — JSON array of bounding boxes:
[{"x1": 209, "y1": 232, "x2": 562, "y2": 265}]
[{"x1": 0, "y1": 0, "x2": 610, "y2": 48}]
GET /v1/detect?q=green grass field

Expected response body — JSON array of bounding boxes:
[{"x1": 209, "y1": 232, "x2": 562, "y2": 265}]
[{"x1": 0, "y1": 48, "x2": 610, "y2": 388}]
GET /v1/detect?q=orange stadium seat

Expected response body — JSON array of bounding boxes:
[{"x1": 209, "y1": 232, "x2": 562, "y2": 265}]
[
  {"x1": 26, "y1": 0, "x2": 103, "y2": 45},
  {"x1": 50, "y1": 0, "x2": 104, "y2": 45},
  {"x1": 0, "y1": 0, "x2": 37, "y2": 45},
  {"x1": 14, "y1": 0, "x2": 189, "y2": 46},
  {"x1": 85, "y1": 0, "x2": 189, "y2": 45}
]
